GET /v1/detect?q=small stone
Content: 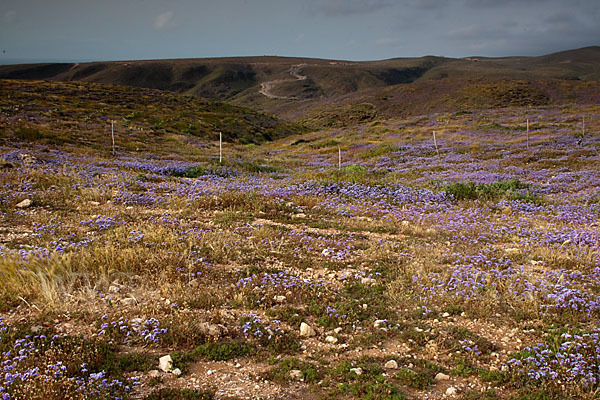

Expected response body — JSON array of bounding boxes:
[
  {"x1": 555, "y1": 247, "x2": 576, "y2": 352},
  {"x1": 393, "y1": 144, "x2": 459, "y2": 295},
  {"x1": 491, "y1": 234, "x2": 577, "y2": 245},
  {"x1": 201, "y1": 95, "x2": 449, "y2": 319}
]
[
  {"x1": 292, "y1": 213, "x2": 306, "y2": 219},
  {"x1": 446, "y1": 387, "x2": 457, "y2": 396},
  {"x1": 274, "y1": 295, "x2": 286, "y2": 303},
  {"x1": 148, "y1": 370, "x2": 160, "y2": 378},
  {"x1": 333, "y1": 327, "x2": 343, "y2": 334},
  {"x1": 121, "y1": 297, "x2": 137, "y2": 306},
  {"x1": 435, "y1": 372, "x2": 450, "y2": 381},
  {"x1": 442, "y1": 312, "x2": 450, "y2": 317},
  {"x1": 300, "y1": 322, "x2": 316, "y2": 337},
  {"x1": 207, "y1": 369, "x2": 213, "y2": 375},
  {"x1": 321, "y1": 248, "x2": 333, "y2": 256},
  {"x1": 361, "y1": 277, "x2": 376, "y2": 285},
  {"x1": 350, "y1": 367, "x2": 363, "y2": 376},
  {"x1": 199, "y1": 322, "x2": 224, "y2": 337},
  {"x1": 16, "y1": 199, "x2": 32, "y2": 208},
  {"x1": 325, "y1": 335, "x2": 338, "y2": 344},
  {"x1": 289, "y1": 369, "x2": 303, "y2": 381},
  {"x1": 504, "y1": 247, "x2": 520, "y2": 255},
  {"x1": 89, "y1": 201, "x2": 100, "y2": 206},
  {"x1": 373, "y1": 319, "x2": 387, "y2": 329},
  {"x1": 384, "y1": 360, "x2": 398, "y2": 369},
  {"x1": 158, "y1": 355, "x2": 172, "y2": 372},
  {"x1": 235, "y1": 363, "x2": 242, "y2": 368},
  {"x1": 108, "y1": 284, "x2": 121, "y2": 293},
  {"x1": 172, "y1": 368, "x2": 182, "y2": 376}
]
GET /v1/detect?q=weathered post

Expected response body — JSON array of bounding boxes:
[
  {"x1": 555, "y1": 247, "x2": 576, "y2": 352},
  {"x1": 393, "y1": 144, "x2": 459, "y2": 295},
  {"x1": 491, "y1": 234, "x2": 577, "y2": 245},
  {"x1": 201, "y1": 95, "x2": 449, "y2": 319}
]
[
  {"x1": 111, "y1": 120, "x2": 115, "y2": 155},
  {"x1": 433, "y1": 130, "x2": 440, "y2": 158},
  {"x1": 219, "y1": 131, "x2": 222, "y2": 164},
  {"x1": 338, "y1": 146, "x2": 341, "y2": 170},
  {"x1": 526, "y1": 118, "x2": 529, "y2": 150}
]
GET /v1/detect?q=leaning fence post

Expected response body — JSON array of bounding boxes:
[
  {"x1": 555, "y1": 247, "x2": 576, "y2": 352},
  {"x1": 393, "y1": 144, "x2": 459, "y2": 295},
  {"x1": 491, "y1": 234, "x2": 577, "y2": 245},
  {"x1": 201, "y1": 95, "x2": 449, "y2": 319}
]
[
  {"x1": 526, "y1": 118, "x2": 529, "y2": 150},
  {"x1": 111, "y1": 120, "x2": 116, "y2": 155},
  {"x1": 433, "y1": 130, "x2": 440, "y2": 158},
  {"x1": 338, "y1": 146, "x2": 341, "y2": 170}
]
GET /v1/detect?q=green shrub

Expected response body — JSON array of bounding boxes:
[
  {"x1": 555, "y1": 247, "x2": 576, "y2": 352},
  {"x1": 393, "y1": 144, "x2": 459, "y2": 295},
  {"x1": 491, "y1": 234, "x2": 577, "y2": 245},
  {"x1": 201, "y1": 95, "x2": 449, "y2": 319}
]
[
  {"x1": 444, "y1": 179, "x2": 538, "y2": 202},
  {"x1": 267, "y1": 357, "x2": 323, "y2": 384},
  {"x1": 171, "y1": 340, "x2": 255, "y2": 373}
]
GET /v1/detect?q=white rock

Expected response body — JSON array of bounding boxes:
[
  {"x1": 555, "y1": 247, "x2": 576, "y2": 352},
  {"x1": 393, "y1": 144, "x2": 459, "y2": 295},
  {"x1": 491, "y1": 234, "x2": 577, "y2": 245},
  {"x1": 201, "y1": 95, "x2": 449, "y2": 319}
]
[
  {"x1": 374, "y1": 319, "x2": 387, "y2": 329},
  {"x1": 274, "y1": 295, "x2": 286, "y2": 303},
  {"x1": 198, "y1": 322, "x2": 223, "y2": 337},
  {"x1": 350, "y1": 367, "x2": 363, "y2": 376},
  {"x1": 361, "y1": 277, "x2": 376, "y2": 285},
  {"x1": 442, "y1": 312, "x2": 450, "y2": 317},
  {"x1": 384, "y1": 360, "x2": 398, "y2": 369},
  {"x1": 435, "y1": 372, "x2": 450, "y2": 381},
  {"x1": 108, "y1": 284, "x2": 121, "y2": 294},
  {"x1": 158, "y1": 355, "x2": 173, "y2": 372},
  {"x1": 121, "y1": 297, "x2": 137, "y2": 306},
  {"x1": 325, "y1": 335, "x2": 338, "y2": 344},
  {"x1": 289, "y1": 369, "x2": 303, "y2": 381},
  {"x1": 172, "y1": 368, "x2": 182, "y2": 376},
  {"x1": 321, "y1": 248, "x2": 333, "y2": 256},
  {"x1": 16, "y1": 199, "x2": 32, "y2": 208},
  {"x1": 148, "y1": 370, "x2": 160, "y2": 378},
  {"x1": 333, "y1": 327, "x2": 343, "y2": 334},
  {"x1": 207, "y1": 369, "x2": 213, "y2": 375},
  {"x1": 446, "y1": 386, "x2": 457, "y2": 396},
  {"x1": 300, "y1": 322, "x2": 316, "y2": 337},
  {"x1": 89, "y1": 201, "x2": 100, "y2": 206}
]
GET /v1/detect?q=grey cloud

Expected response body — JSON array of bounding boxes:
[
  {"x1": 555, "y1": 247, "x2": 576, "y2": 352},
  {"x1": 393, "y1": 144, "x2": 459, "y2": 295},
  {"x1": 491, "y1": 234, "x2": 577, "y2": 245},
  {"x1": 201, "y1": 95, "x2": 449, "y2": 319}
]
[
  {"x1": 153, "y1": 11, "x2": 174, "y2": 30},
  {"x1": 4, "y1": 10, "x2": 16, "y2": 24},
  {"x1": 445, "y1": 24, "x2": 508, "y2": 41},
  {"x1": 307, "y1": 0, "x2": 391, "y2": 16},
  {"x1": 463, "y1": 0, "x2": 550, "y2": 7}
]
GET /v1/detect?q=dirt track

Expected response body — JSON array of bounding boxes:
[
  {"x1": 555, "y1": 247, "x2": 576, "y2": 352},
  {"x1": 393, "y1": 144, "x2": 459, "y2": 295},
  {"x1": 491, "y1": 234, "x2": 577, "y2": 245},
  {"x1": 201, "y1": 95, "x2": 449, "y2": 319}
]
[{"x1": 259, "y1": 64, "x2": 307, "y2": 99}]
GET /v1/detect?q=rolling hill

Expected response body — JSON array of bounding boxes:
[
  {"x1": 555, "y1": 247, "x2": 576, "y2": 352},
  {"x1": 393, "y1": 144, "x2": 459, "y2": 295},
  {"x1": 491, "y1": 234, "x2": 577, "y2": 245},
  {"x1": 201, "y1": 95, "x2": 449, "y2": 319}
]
[
  {"x1": 0, "y1": 79, "x2": 303, "y2": 153},
  {"x1": 1, "y1": 47, "x2": 599, "y2": 127}
]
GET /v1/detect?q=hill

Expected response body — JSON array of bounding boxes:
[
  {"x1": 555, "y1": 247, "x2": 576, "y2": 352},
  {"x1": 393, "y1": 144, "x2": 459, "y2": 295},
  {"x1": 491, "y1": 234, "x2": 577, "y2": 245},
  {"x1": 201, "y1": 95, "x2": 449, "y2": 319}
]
[
  {"x1": 0, "y1": 79, "x2": 303, "y2": 153},
  {"x1": 1, "y1": 47, "x2": 599, "y2": 113}
]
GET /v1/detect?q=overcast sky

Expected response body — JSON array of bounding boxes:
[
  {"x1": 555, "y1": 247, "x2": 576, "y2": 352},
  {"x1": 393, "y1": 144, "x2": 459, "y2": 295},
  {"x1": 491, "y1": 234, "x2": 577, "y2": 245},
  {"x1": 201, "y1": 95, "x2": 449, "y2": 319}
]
[{"x1": 1, "y1": 0, "x2": 599, "y2": 64}]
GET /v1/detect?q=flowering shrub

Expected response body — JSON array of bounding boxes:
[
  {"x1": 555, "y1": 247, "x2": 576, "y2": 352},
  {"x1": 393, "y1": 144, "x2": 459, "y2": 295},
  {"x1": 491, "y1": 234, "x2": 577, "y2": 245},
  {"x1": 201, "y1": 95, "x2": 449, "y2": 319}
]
[
  {"x1": 236, "y1": 271, "x2": 326, "y2": 306},
  {"x1": 0, "y1": 319, "x2": 139, "y2": 400},
  {"x1": 98, "y1": 315, "x2": 167, "y2": 344},
  {"x1": 507, "y1": 330, "x2": 600, "y2": 394},
  {"x1": 240, "y1": 314, "x2": 300, "y2": 353}
]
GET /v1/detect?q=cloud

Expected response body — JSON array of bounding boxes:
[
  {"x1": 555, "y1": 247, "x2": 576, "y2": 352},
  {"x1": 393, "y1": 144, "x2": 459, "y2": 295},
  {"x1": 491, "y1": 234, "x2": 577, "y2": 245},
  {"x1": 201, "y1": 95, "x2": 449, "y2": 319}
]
[
  {"x1": 153, "y1": 11, "x2": 174, "y2": 30},
  {"x1": 375, "y1": 37, "x2": 404, "y2": 47},
  {"x1": 307, "y1": 0, "x2": 391, "y2": 16},
  {"x1": 463, "y1": 0, "x2": 550, "y2": 7},
  {"x1": 445, "y1": 24, "x2": 506, "y2": 41},
  {"x1": 4, "y1": 10, "x2": 16, "y2": 24}
]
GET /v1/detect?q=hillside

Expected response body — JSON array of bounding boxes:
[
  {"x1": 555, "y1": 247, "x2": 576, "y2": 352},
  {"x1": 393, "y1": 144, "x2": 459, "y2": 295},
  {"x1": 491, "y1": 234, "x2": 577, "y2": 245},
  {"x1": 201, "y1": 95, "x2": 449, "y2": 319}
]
[
  {"x1": 286, "y1": 78, "x2": 600, "y2": 129},
  {"x1": 1, "y1": 47, "x2": 599, "y2": 119},
  {"x1": 0, "y1": 79, "x2": 303, "y2": 153}
]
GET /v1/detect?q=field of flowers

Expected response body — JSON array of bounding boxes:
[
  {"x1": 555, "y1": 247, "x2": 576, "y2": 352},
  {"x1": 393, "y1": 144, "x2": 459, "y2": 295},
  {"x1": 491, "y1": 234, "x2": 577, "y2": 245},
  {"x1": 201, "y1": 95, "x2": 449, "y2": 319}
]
[{"x1": 0, "y1": 83, "x2": 599, "y2": 399}]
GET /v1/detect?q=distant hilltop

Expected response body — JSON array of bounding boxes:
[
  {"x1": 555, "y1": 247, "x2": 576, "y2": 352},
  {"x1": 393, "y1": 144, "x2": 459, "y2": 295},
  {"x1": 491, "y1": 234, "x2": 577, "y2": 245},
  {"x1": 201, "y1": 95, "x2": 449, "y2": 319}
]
[{"x1": 1, "y1": 46, "x2": 599, "y2": 126}]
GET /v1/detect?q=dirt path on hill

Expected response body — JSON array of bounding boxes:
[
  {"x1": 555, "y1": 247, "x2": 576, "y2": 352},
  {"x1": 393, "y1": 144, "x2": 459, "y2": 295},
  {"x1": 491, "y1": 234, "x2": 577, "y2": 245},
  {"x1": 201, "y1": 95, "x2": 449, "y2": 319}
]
[{"x1": 259, "y1": 64, "x2": 307, "y2": 100}]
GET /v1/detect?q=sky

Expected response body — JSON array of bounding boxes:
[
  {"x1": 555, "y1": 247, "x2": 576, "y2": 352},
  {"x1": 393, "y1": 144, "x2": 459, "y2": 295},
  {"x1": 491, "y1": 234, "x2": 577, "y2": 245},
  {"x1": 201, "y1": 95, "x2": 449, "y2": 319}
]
[{"x1": 1, "y1": 0, "x2": 599, "y2": 64}]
